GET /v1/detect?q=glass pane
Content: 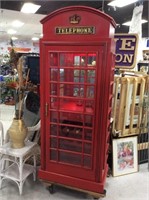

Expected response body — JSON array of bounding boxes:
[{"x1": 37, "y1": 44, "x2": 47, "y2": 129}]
[
  {"x1": 50, "y1": 68, "x2": 58, "y2": 81},
  {"x1": 87, "y1": 53, "x2": 96, "y2": 66},
  {"x1": 81, "y1": 56, "x2": 86, "y2": 66},
  {"x1": 59, "y1": 151, "x2": 82, "y2": 165},
  {"x1": 59, "y1": 139, "x2": 82, "y2": 152},
  {"x1": 60, "y1": 69, "x2": 64, "y2": 81},
  {"x1": 86, "y1": 86, "x2": 94, "y2": 98},
  {"x1": 50, "y1": 53, "x2": 58, "y2": 66},
  {"x1": 59, "y1": 98, "x2": 84, "y2": 112},
  {"x1": 59, "y1": 83, "x2": 85, "y2": 97},
  {"x1": 84, "y1": 143, "x2": 91, "y2": 154},
  {"x1": 83, "y1": 155, "x2": 91, "y2": 168},
  {"x1": 74, "y1": 54, "x2": 86, "y2": 66},
  {"x1": 74, "y1": 77, "x2": 79, "y2": 83},
  {"x1": 74, "y1": 55, "x2": 80, "y2": 66},
  {"x1": 87, "y1": 70, "x2": 95, "y2": 77},
  {"x1": 74, "y1": 70, "x2": 85, "y2": 83},
  {"x1": 85, "y1": 115, "x2": 93, "y2": 127},
  {"x1": 50, "y1": 137, "x2": 57, "y2": 148},
  {"x1": 87, "y1": 70, "x2": 95, "y2": 83},
  {"x1": 84, "y1": 128, "x2": 92, "y2": 141},
  {"x1": 60, "y1": 112, "x2": 83, "y2": 124},
  {"x1": 60, "y1": 53, "x2": 74, "y2": 67},
  {"x1": 59, "y1": 83, "x2": 64, "y2": 96},
  {"x1": 50, "y1": 83, "x2": 57, "y2": 95},
  {"x1": 60, "y1": 68, "x2": 73, "y2": 82},
  {"x1": 60, "y1": 84, "x2": 74, "y2": 97},
  {"x1": 85, "y1": 100, "x2": 94, "y2": 113},
  {"x1": 74, "y1": 85, "x2": 84, "y2": 97},
  {"x1": 50, "y1": 98, "x2": 58, "y2": 109},
  {"x1": 60, "y1": 125, "x2": 82, "y2": 139},
  {"x1": 50, "y1": 111, "x2": 58, "y2": 123},
  {"x1": 60, "y1": 69, "x2": 85, "y2": 83},
  {"x1": 50, "y1": 150, "x2": 57, "y2": 161},
  {"x1": 50, "y1": 124, "x2": 58, "y2": 136}
]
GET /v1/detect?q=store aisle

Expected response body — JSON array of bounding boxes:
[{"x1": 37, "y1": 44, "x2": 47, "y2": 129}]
[{"x1": 0, "y1": 104, "x2": 148, "y2": 200}]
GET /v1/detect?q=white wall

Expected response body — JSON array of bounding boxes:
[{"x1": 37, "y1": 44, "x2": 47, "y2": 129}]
[
  {"x1": 0, "y1": 39, "x2": 39, "y2": 55},
  {"x1": 142, "y1": 38, "x2": 149, "y2": 50}
]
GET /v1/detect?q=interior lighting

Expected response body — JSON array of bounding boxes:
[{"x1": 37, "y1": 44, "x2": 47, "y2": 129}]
[
  {"x1": 12, "y1": 20, "x2": 24, "y2": 27},
  {"x1": 21, "y1": 3, "x2": 41, "y2": 14},
  {"x1": 108, "y1": 0, "x2": 139, "y2": 8},
  {"x1": 7, "y1": 29, "x2": 17, "y2": 34},
  {"x1": 11, "y1": 36, "x2": 18, "y2": 40},
  {"x1": 122, "y1": 19, "x2": 148, "y2": 26},
  {"x1": 32, "y1": 37, "x2": 39, "y2": 41},
  {"x1": 116, "y1": 23, "x2": 120, "y2": 27}
]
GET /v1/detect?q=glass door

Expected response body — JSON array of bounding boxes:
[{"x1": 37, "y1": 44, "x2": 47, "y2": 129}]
[{"x1": 45, "y1": 45, "x2": 104, "y2": 181}]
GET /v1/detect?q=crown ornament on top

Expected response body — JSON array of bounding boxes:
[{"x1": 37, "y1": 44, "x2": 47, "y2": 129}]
[{"x1": 69, "y1": 14, "x2": 81, "y2": 24}]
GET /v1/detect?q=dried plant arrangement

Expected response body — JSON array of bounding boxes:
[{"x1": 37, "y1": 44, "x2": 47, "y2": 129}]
[{"x1": 15, "y1": 56, "x2": 30, "y2": 119}]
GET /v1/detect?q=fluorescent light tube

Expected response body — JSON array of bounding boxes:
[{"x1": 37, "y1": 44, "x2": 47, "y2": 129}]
[
  {"x1": 21, "y1": 3, "x2": 41, "y2": 14},
  {"x1": 122, "y1": 19, "x2": 148, "y2": 26},
  {"x1": 32, "y1": 37, "x2": 39, "y2": 41},
  {"x1": 11, "y1": 36, "x2": 18, "y2": 40},
  {"x1": 108, "y1": 0, "x2": 139, "y2": 8},
  {"x1": 12, "y1": 20, "x2": 24, "y2": 27}
]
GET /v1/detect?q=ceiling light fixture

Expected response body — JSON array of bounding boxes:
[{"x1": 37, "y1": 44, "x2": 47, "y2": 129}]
[
  {"x1": 21, "y1": 3, "x2": 41, "y2": 14},
  {"x1": 7, "y1": 29, "x2": 17, "y2": 34},
  {"x1": 32, "y1": 37, "x2": 39, "y2": 41},
  {"x1": 12, "y1": 20, "x2": 24, "y2": 28},
  {"x1": 122, "y1": 19, "x2": 148, "y2": 26},
  {"x1": 11, "y1": 36, "x2": 18, "y2": 40},
  {"x1": 108, "y1": 0, "x2": 139, "y2": 8}
]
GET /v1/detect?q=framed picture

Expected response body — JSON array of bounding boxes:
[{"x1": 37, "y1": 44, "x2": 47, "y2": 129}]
[{"x1": 112, "y1": 136, "x2": 138, "y2": 177}]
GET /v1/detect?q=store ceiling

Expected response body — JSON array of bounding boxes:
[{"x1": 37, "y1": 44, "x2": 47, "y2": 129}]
[{"x1": 0, "y1": 0, "x2": 148, "y2": 42}]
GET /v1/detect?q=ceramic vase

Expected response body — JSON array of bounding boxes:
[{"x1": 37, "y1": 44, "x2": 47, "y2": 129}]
[{"x1": 8, "y1": 118, "x2": 27, "y2": 148}]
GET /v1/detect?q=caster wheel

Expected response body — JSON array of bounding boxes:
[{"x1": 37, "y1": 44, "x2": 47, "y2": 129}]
[
  {"x1": 92, "y1": 189, "x2": 106, "y2": 199},
  {"x1": 47, "y1": 185, "x2": 54, "y2": 194},
  {"x1": 103, "y1": 189, "x2": 106, "y2": 196}
]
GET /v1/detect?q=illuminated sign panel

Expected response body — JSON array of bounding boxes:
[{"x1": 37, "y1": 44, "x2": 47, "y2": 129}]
[{"x1": 115, "y1": 34, "x2": 138, "y2": 69}]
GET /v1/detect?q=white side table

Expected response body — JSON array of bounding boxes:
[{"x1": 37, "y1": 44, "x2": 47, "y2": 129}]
[{"x1": 0, "y1": 141, "x2": 37, "y2": 195}]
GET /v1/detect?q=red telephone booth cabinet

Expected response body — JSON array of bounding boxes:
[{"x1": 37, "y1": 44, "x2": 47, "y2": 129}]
[{"x1": 39, "y1": 6, "x2": 116, "y2": 197}]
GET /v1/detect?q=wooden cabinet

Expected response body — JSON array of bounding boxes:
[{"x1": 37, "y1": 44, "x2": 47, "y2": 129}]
[{"x1": 38, "y1": 6, "x2": 116, "y2": 196}]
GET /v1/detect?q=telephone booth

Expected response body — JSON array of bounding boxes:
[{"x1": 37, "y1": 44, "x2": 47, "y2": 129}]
[{"x1": 38, "y1": 6, "x2": 116, "y2": 197}]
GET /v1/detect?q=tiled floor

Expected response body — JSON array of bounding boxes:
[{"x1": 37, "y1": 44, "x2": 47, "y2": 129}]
[{"x1": 0, "y1": 104, "x2": 149, "y2": 200}]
